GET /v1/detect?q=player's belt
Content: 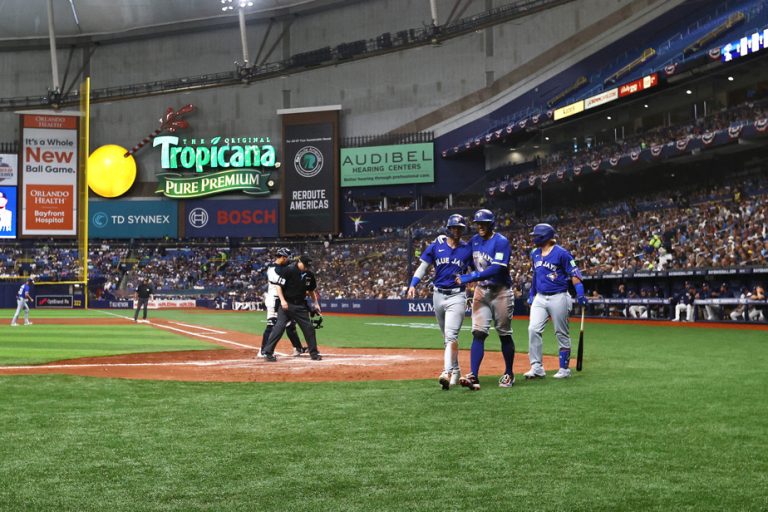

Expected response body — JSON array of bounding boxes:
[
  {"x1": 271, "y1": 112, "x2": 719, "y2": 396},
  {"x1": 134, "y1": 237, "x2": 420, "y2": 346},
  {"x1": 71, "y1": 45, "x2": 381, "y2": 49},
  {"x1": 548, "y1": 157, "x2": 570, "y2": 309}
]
[
  {"x1": 539, "y1": 291, "x2": 566, "y2": 296},
  {"x1": 435, "y1": 287, "x2": 464, "y2": 295}
]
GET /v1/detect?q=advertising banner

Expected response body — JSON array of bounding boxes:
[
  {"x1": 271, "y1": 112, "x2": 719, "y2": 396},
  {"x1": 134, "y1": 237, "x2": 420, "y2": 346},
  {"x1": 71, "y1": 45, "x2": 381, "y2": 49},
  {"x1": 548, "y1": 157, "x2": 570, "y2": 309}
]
[
  {"x1": 282, "y1": 116, "x2": 338, "y2": 235},
  {"x1": 183, "y1": 198, "x2": 279, "y2": 238},
  {"x1": 21, "y1": 114, "x2": 78, "y2": 236},
  {"x1": 148, "y1": 299, "x2": 197, "y2": 309},
  {"x1": 153, "y1": 134, "x2": 278, "y2": 199},
  {"x1": 618, "y1": 73, "x2": 658, "y2": 97},
  {"x1": 89, "y1": 200, "x2": 178, "y2": 239},
  {"x1": 340, "y1": 143, "x2": 434, "y2": 187},
  {"x1": 0, "y1": 153, "x2": 18, "y2": 186},
  {"x1": 36, "y1": 295, "x2": 74, "y2": 308},
  {"x1": 553, "y1": 100, "x2": 584, "y2": 121},
  {"x1": 584, "y1": 88, "x2": 618, "y2": 109},
  {"x1": 0, "y1": 186, "x2": 17, "y2": 239}
]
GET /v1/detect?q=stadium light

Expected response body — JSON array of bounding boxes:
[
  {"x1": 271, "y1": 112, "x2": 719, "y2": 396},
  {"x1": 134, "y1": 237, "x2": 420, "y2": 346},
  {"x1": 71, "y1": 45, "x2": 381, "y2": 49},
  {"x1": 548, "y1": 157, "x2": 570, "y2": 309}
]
[
  {"x1": 686, "y1": 89, "x2": 692, "y2": 95},
  {"x1": 606, "y1": 115, "x2": 612, "y2": 120},
  {"x1": 644, "y1": 104, "x2": 649, "y2": 108},
  {"x1": 221, "y1": 0, "x2": 252, "y2": 11},
  {"x1": 728, "y1": 76, "x2": 734, "y2": 81}
]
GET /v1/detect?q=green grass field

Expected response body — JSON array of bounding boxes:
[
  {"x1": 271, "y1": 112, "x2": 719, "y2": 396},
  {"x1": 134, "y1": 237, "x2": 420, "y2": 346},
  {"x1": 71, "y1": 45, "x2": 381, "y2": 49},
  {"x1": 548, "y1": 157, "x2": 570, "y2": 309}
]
[{"x1": 0, "y1": 309, "x2": 766, "y2": 511}]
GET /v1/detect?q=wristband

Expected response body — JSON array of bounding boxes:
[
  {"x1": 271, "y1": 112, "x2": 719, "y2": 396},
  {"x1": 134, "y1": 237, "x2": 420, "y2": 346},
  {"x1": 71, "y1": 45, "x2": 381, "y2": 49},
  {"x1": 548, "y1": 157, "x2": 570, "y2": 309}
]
[
  {"x1": 574, "y1": 282, "x2": 585, "y2": 297},
  {"x1": 409, "y1": 277, "x2": 420, "y2": 288}
]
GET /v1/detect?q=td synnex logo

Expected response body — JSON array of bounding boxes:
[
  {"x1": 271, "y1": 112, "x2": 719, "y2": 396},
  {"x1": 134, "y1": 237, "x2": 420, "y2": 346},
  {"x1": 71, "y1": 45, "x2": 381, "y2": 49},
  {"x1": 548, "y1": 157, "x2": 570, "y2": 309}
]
[
  {"x1": 188, "y1": 208, "x2": 209, "y2": 228},
  {"x1": 294, "y1": 146, "x2": 324, "y2": 177},
  {"x1": 92, "y1": 212, "x2": 109, "y2": 228}
]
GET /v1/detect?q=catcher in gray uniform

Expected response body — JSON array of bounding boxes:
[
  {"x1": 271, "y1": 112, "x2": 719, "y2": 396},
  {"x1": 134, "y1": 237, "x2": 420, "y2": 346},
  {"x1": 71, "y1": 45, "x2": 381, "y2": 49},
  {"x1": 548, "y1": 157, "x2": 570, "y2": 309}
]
[{"x1": 407, "y1": 214, "x2": 474, "y2": 389}]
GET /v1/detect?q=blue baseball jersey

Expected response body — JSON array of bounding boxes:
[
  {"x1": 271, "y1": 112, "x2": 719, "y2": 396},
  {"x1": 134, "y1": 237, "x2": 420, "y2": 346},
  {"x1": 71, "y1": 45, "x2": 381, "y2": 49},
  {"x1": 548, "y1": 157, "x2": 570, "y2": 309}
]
[
  {"x1": 17, "y1": 283, "x2": 30, "y2": 299},
  {"x1": 420, "y1": 239, "x2": 473, "y2": 288},
  {"x1": 531, "y1": 244, "x2": 582, "y2": 294},
  {"x1": 469, "y1": 232, "x2": 512, "y2": 287}
]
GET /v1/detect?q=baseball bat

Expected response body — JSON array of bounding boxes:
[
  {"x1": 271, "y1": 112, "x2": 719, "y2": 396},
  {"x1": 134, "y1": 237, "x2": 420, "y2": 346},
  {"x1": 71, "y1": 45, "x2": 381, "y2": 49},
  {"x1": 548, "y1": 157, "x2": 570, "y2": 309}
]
[{"x1": 576, "y1": 307, "x2": 585, "y2": 371}]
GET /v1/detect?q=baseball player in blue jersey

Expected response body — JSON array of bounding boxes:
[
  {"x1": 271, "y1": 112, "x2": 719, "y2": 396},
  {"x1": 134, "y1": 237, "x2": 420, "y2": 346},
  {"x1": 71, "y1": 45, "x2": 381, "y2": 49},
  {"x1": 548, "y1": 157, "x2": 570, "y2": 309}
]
[
  {"x1": 407, "y1": 214, "x2": 473, "y2": 390},
  {"x1": 11, "y1": 277, "x2": 34, "y2": 326},
  {"x1": 454, "y1": 209, "x2": 515, "y2": 391},
  {"x1": 525, "y1": 223, "x2": 587, "y2": 380}
]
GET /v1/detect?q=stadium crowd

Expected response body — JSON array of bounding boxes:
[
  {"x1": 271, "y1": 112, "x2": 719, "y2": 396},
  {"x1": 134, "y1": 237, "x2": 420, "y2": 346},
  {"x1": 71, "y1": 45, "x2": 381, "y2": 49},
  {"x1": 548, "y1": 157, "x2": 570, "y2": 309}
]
[
  {"x1": 2, "y1": 171, "x2": 765, "y2": 321},
  {"x1": 488, "y1": 100, "x2": 768, "y2": 195}
]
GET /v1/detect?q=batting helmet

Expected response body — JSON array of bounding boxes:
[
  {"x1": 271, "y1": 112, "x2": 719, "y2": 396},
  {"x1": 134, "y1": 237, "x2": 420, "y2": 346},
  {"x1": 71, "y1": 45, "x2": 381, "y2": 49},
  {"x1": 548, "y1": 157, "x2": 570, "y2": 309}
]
[
  {"x1": 276, "y1": 247, "x2": 292, "y2": 258},
  {"x1": 473, "y1": 209, "x2": 495, "y2": 229},
  {"x1": 446, "y1": 214, "x2": 466, "y2": 229},
  {"x1": 530, "y1": 223, "x2": 556, "y2": 245}
]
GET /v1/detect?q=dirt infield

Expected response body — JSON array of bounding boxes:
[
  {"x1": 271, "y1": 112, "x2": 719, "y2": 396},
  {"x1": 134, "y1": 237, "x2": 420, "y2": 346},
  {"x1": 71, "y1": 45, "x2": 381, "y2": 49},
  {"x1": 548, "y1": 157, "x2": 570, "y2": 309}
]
[{"x1": 0, "y1": 317, "x2": 560, "y2": 383}]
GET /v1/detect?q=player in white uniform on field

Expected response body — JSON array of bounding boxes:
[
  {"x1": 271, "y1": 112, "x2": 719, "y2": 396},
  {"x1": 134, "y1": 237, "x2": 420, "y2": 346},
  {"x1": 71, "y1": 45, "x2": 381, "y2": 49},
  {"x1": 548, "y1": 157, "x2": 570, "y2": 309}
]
[
  {"x1": 407, "y1": 214, "x2": 473, "y2": 390},
  {"x1": 260, "y1": 248, "x2": 306, "y2": 357},
  {"x1": 525, "y1": 223, "x2": 587, "y2": 380}
]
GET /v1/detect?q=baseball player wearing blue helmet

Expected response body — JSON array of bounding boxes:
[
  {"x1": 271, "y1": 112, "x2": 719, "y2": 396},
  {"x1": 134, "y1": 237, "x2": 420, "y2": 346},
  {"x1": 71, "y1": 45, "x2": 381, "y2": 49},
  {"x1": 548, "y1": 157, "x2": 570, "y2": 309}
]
[
  {"x1": 525, "y1": 223, "x2": 587, "y2": 380},
  {"x1": 453, "y1": 209, "x2": 516, "y2": 391},
  {"x1": 408, "y1": 214, "x2": 473, "y2": 389},
  {"x1": 11, "y1": 277, "x2": 34, "y2": 326}
]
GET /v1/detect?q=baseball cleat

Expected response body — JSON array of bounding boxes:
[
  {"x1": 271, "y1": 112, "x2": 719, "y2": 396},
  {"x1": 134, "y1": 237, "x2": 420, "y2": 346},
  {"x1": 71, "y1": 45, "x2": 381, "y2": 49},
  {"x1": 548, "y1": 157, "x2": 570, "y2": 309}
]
[
  {"x1": 24, "y1": 321, "x2": 32, "y2": 326},
  {"x1": 450, "y1": 370, "x2": 461, "y2": 387},
  {"x1": 459, "y1": 372, "x2": 480, "y2": 391},
  {"x1": 553, "y1": 368, "x2": 571, "y2": 379},
  {"x1": 438, "y1": 371, "x2": 451, "y2": 390},
  {"x1": 10, "y1": 323, "x2": 17, "y2": 327},
  {"x1": 498, "y1": 373, "x2": 515, "y2": 388},
  {"x1": 264, "y1": 354, "x2": 278, "y2": 362},
  {"x1": 310, "y1": 353, "x2": 323, "y2": 361},
  {"x1": 292, "y1": 347, "x2": 303, "y2": 357},
  {"x1": 524, "y1": 366, "x2": 546, "y2": 379}
]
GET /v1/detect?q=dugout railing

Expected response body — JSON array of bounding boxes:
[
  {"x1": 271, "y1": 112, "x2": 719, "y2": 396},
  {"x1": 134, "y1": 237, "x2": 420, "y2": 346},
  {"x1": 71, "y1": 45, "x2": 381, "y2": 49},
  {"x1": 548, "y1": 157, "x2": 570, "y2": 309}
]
[{"x1": 577, "y1": 297, "x2": 766, "y2": 323}]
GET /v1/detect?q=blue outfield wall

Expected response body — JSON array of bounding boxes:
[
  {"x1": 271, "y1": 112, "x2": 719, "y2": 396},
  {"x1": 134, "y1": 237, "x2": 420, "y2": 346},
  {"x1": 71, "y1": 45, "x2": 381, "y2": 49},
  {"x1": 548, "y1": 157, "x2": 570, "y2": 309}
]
[{"x1": 0, "y1": 283, "x2": 84, "y2": 308}]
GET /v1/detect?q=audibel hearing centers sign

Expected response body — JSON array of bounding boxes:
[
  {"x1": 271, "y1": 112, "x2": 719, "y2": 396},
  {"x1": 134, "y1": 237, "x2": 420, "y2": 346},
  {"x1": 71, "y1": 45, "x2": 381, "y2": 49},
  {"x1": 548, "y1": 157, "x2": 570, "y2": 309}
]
[
  {"x1": 341, "y1": 143, "x2": 434, "y2": 187},
  {"x1": 89, "y1": 200, "x2": 178, "y2": 239},
  {"x1": 154, "y1": 136, "x2": 278, "y2": 198},
  {"x1": 21, "y1": 114, "x2": 78, "y2": 236},
  {"x1": 184, "y1": 199, "x2": 279, "y2": 238}
]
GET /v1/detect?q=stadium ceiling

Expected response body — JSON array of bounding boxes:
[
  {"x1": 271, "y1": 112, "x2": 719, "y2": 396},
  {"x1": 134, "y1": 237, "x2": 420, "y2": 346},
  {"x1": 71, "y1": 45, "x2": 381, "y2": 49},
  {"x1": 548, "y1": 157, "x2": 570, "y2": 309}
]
[{"x1": 0, "y1": 0, "x2": 351, "y2": 46}]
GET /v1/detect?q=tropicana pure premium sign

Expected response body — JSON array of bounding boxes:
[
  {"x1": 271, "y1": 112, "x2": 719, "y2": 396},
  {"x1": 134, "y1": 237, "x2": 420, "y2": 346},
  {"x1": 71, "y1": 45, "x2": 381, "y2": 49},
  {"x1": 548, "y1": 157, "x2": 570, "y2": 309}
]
[{"x1": 153, "y1": 135, "x2": 278, "y2": 198}]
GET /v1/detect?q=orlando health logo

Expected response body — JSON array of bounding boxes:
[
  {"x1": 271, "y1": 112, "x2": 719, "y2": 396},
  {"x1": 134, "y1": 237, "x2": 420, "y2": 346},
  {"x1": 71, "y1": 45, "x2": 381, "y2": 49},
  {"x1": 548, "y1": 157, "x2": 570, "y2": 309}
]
[{"x1": 294, "y1": 146, "x2": 324, "y2": 177}]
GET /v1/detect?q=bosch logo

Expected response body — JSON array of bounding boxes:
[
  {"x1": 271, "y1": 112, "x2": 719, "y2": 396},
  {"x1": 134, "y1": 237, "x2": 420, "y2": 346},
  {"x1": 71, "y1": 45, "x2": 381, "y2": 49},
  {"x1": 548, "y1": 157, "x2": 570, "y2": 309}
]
[
  {"x1": 92, "y1": 212, "x2": 109, "y2": 228},
  {"x1": 188, "y1": 208, "x2": 209, "y2": 228},
  {"x1": 294, "y1": 146, "x2": 324, "y2": 177}
]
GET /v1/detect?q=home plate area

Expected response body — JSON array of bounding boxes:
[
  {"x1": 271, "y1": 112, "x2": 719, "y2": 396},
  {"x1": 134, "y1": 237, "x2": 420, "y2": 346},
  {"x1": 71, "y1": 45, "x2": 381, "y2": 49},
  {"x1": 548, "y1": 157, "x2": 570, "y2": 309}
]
[{"x1": 0, "y1": 317, "x2": 560, "y2": 383}]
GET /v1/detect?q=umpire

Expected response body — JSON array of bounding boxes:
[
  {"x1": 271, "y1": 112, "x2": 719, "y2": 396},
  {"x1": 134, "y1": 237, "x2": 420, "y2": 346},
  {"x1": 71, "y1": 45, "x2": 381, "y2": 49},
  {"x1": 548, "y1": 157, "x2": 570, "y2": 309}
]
[
  {"x1": 134, "y1": 278, "x2": 153, "y2": 322},
  {"x1": 262, "y1": 255, "x2": 322, "y2": 361}
]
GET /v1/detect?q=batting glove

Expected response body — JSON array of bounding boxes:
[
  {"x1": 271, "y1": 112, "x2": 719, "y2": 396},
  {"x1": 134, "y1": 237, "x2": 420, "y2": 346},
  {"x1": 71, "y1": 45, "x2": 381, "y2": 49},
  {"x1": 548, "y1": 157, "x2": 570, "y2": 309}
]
[
  {"x1": 527, "y1": 293, "x2": 534, "y2": 305},
  {"x1": 577, "y1": 295, "x2": 588, "y2": 305},
  {"x1": 458, "y1": 272, "x2": 479, "y2": 285}
]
